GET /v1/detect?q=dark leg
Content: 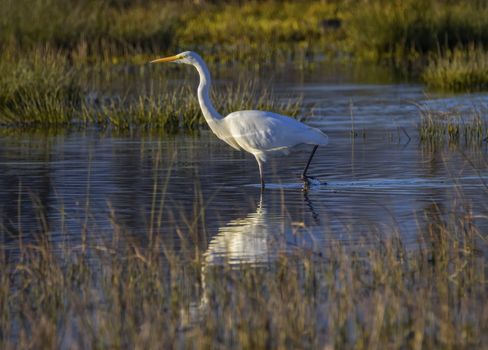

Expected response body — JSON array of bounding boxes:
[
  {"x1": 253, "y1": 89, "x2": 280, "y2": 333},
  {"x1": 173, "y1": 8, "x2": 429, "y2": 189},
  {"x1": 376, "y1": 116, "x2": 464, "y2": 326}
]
[{"x1": 301, "y1": 145, "x2": 318, "y2": 180}]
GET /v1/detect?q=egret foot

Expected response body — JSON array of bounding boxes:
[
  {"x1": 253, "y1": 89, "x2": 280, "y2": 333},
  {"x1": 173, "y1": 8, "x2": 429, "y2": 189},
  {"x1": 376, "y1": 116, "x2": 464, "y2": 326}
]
[
  {"x1": 300, "y1": 174, "x2": 316, "y2": 181},
  {"x1": 301, "y1": 174, "x2": 313, "y2": 191},
  {"x1": 301, "y1": 174, "x2": 327, "y2": 189}
]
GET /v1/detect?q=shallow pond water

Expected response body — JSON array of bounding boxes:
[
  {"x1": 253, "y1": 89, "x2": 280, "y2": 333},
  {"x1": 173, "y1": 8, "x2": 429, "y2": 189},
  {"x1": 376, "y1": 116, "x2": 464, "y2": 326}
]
[{"x1": 1, "y1": 63, "x2": 487, "y2": 264}]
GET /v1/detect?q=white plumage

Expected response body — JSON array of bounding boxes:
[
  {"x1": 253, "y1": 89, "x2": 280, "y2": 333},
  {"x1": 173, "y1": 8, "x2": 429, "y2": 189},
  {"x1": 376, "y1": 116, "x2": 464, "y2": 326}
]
[{"x1": 151, "y1": 51, "x2": 328, "y2": 189}]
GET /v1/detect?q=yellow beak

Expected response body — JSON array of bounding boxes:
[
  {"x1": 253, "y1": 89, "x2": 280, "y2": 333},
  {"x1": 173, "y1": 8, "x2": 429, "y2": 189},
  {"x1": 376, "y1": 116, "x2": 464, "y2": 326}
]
[{"x1": 150, "y1": 54, "x2": 181, "y2": 64}]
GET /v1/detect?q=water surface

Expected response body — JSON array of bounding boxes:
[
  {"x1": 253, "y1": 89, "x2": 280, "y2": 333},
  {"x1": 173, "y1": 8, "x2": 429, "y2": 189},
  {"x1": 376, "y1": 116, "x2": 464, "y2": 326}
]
[{"x1": 1, "y1": 64, "x2": 487, "y2": 263}]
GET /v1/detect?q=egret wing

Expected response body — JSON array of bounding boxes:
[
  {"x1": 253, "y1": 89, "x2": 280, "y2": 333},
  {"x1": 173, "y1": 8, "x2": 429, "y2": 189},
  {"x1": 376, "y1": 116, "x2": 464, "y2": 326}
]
[{"x1": 223, "y1": 111, "x2": 325, "y2": 154}]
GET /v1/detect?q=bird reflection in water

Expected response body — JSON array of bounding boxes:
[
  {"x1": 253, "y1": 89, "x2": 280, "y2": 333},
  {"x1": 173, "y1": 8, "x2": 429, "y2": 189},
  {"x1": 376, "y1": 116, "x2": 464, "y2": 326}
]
[
  {"x1": 203, "y1": 194, "x2": 270, "y2": 266},
  {"x1": 190, "y1": 191, "x2": 322, "y2": 321},
  {"x1": 189, "y1": 191, "x2": 321, "y2": 320},
  {"x1": 203, "y1": 191, "x2": 320, "y2": 267}
]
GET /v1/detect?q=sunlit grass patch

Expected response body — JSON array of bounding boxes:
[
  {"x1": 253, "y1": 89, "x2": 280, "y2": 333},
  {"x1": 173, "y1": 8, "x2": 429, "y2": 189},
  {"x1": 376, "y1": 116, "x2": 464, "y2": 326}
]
[
  {"x1": 82, "y1": 88, "x2": 201, "y2": 132},
  {"x1": 0, "y1": 0, "x2": 338, "y2": 64},
  {"x1": 3, "y1": 0, "x2": 488, "y2": 73},
  {"x1": 175, "y1": 1, "x2": 338, "y2": 64},
  {"x1": 215, "y1": 80, "x2": 302, "y2": 118},
  {"x1": 422, "y1": 47, "x2": 488, "y2": 92}
]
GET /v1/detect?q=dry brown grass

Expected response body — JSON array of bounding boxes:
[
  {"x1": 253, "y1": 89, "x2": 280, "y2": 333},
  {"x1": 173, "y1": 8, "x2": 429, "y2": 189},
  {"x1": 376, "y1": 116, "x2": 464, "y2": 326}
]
[{"x1": 0, "y1": 190, "x2": 486, "y2": 349}]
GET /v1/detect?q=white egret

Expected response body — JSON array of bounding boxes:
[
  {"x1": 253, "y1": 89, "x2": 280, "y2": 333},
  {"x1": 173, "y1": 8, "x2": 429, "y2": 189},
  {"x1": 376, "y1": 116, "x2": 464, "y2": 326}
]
[{"x1": 150, "y1": 51, "x2": 328, "y2": 189}]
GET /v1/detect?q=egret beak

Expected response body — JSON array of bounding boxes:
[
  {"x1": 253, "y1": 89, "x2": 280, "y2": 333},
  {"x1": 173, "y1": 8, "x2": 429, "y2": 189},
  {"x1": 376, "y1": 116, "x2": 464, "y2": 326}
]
[{"x1": 150, "y1": 54, "x2": 181, "y2": 64}]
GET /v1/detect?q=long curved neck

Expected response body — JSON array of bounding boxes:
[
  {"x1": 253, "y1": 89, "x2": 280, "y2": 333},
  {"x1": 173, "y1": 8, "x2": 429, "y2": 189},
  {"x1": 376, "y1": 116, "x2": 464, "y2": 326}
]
[{"x1": 192, "y1": 57, "x2": 223, "y2": 130}]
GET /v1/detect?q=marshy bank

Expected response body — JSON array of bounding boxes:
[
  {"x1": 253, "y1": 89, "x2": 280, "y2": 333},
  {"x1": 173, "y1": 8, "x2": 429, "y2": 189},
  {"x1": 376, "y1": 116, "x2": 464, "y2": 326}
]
[
  {"x1": 2, "y1": 0, "x2": 488, "y2": 94},
  {"x1": 1, "y1": 48, "x2": 488, "y2": 145},
  {"x1": 3, "y1": 0, "x2": 488, "y2": 132}
]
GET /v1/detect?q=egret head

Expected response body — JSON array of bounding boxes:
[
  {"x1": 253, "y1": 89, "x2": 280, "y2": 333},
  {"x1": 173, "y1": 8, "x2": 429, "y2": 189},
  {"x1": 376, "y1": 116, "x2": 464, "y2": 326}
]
[{"x1": 150, "y1": 51, "x2": 201, "y2": 65}]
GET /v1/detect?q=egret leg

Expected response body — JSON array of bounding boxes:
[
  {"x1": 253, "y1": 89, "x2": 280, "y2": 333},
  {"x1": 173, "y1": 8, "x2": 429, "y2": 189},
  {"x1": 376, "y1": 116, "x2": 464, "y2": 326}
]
[
  {"x1": 301, "y1": 145, "x2": 318, "y2": 180},
  {"x1": 255, "y1": 157, "x2": 265, "y2": 190}
]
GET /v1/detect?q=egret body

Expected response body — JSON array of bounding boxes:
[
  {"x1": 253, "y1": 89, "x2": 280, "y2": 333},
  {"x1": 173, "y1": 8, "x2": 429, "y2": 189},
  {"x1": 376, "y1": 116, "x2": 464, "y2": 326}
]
[{"x1": 151, "y1": 51, "x2": 328, "y2": 189}]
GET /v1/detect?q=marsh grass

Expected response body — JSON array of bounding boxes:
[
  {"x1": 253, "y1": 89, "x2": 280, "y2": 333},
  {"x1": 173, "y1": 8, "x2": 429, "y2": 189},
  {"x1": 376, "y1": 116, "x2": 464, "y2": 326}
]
[
  {"x1": 417, "y1": 106, "x2": 488, "y2": 145},
  {"x1": 174, "y1": 1, "x2": 337, "y2": 64},
  {"x1": 0, "y1": 49, "x2": 81, "y2": 126},
  {"x1": 0, "y1": 0, "x2": 334, "y2": 64},
  {"x1": 0, "y1": 145, "x2": 487, "y2": 349},
  {"x1": 4, "y1": 0, "x2": 488, "y2": 125},
  {"x1": 81, "y1": 88, "x2": 200, "y2": 132},
  {"x1": 0, "y1": 0, "x2": 181, "y2": 62},
  {"x1": 82, "y1": 80, "x2": 302, "y2": 132},
  {"x1": 422, "y1": 47, "x2": 488, "y2": 92},
  {"x1": 4, "y1": 0, "x2": 488, "y2": 99},
  {"x1": 0, "y1": 49, "x2": 301, "y2": 131},
  {"x1": 0, "y1": 192, "x2": 486, "y2": 349},
  {"x1": 347, "y1": 0, "x2": 488, "y2": 64},
  {"x1": 3, "y1": 0, "x2": 488, "y2": 70}
]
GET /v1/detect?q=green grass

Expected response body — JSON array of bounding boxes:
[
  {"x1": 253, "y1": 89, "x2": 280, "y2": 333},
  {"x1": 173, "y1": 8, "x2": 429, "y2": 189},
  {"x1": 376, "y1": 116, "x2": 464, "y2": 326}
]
[
  {"x1": 83, "y1": 81, "x2": 301, "y2": 132},
  {"x1": 0, "y1": 0, "x2": 336, "y2": 64},
  {"x1": 341, "y1": 0, "x2": 488, "y2": 91},
  {"x1": 0, "y1": 191, "x2": 486, "y2": 348},
  {"x1": 0, "y1": 49, "x2": 81, "y2": 126},
  {"x1": 422, "y1": 47, "x2": 488, "y2": 92},
  {"x1": 3, "y1": 0, "x2": 488, "y2": 120},
  {"x1": 346, "y1": 0, "x2": 488, "y2": 64},
  {"x1": 0, "y1": 0, "x2": 181, "y2": 62},
  {"x1": 0, "y1": 49, "x2": 301, "y2": 131},
  {"x1": 2, "y1": 0, "x2": 488, "y2": 66},
  {"x1": 174, "y1": 1, "x2": 337, "y2": 64}
]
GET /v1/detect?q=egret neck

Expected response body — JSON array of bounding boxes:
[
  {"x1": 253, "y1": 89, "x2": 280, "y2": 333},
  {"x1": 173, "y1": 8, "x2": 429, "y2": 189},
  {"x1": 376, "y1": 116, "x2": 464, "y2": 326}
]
[{"x1": 192, "y1": 56, "x2": 224, "y2": 136}]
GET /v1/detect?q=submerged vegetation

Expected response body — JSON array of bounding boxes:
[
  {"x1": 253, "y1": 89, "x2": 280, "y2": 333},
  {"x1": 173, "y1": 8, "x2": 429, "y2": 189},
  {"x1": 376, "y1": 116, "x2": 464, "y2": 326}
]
[{"x1": 417, "y1": 104, "x2": 488, "y2": 144}]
